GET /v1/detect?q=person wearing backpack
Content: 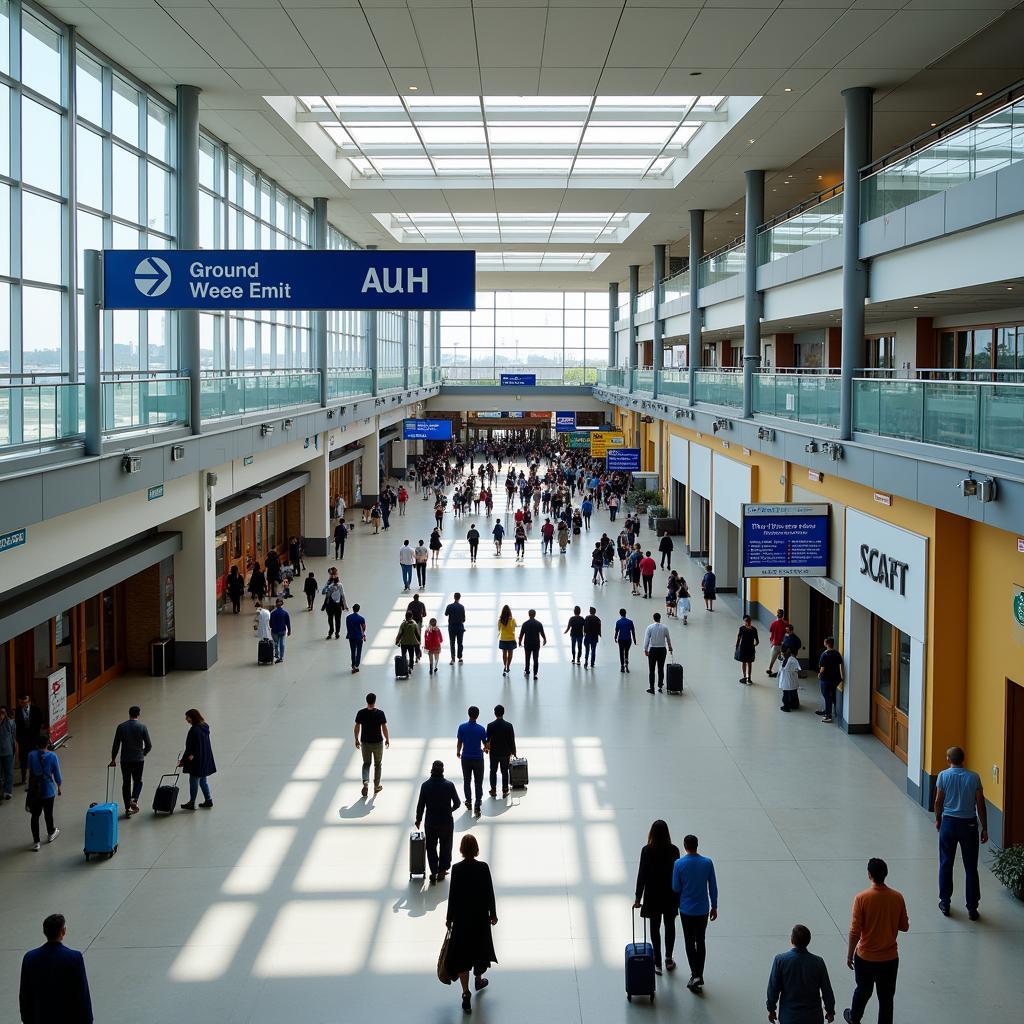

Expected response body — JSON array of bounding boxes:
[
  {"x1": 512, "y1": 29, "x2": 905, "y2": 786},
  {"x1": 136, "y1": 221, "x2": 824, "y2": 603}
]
[{"x1": 25, "y1": 735, "x2": 61, "y2": 852}]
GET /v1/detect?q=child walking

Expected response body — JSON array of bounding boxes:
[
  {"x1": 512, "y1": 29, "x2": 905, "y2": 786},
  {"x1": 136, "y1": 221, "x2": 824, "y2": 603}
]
[{"x1": 423, "y1": 617, "x2": 443, "y2": 674}]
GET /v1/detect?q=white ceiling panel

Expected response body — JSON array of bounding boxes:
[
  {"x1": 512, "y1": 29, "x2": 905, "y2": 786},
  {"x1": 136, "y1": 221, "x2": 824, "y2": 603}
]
[
  {"x1": 538, "y1": 67, "x2": 603, "y2": 94},
  {"x1": 426, "y1": 67, "x2": 484, "y2": 94},
  {"x1": 595, "y1": 67, "x2": 666, "y2": 94},
  {"x1": 227, "y1": 68, "x2": 285, "y2": 92},
  {"x1": 606, "y1": 10, "x2": 698, "y2": 67},
  {"x1": 205, "y1": 0, "x2": 283, "y2": 7},
  {"x1": 839, "y1": 11, "x2": 1001, "y2": 69},
  {"x1": 411, "y1": 9, "x2": 479, "y2": 68},
  {"x1": 796, "y1": 10, "x2": 894, "y2": 69},
  {"x1": 286, "y1": 11, "x2": 384, "y2": 68},
  {"x1": 481, "y1": 67, "x2": 541, "y2": 94},
  {"x1": 671, "y1": 9, "x2": 772, "y2": 69},
  {"x1": 325, "y1": 67, "x2": 399, "y2": 93},
  {"x1": 220, "y1": 11, "x2": 316, "y2": 67},
  {"x1": 474, "y1": 9, "x2": 548, "y2": 68},
  {"x1": 168, "y1": 10, "x2": 261, "y2": 68},
  {"x1": 94, "y1": 9, "x2": 218, "y2": 66},
  {"x1": 541, "y1": 10, "x2": 619, "y2": 68},
  {"x1": 162, "y1": 66, "x2": 242, "y2": 92},
  {"x1": 737, "y1": 10, "x2": 845, "y2": 70},
  {"x1": 656, "y1": 68, "x2": 728, "y2": 94},
  {"x1": 365, "y1": 9, "x2": 426, "y2": 68},
  {"x1": 268, "y1": 68, "x2": 338, "y2": 95}
]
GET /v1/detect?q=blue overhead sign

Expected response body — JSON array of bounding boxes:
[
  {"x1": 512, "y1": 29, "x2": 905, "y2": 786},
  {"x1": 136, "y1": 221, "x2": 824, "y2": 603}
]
[
  {"x1": 403, "y1": 418, "x2": 453, "y2": 441},
  {"x1": 500, "y1": 373, "x2": 536, "y2": 387},
  {"x1": 101, "y1": 249, "x2": 476, "y2": 311},
  {"x1": 742, "y1": 503, "x2": 829, "y2": 578},
  {"x1": 555, "y1": 411, "x2": 576, "y2": 432},
  {"x1": 606, "y1": 448, "x2": 641, "y2": 471}
]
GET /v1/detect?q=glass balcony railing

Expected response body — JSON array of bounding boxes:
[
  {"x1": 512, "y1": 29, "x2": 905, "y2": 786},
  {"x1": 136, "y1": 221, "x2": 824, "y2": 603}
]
[
  {"x1": 757, "y1": 189, "x2": 844, "y2": 265},
  {"x1": 441, "y1": 366, "x2": 598, "y2": 386},
  {"x1": 662, "y1": 269, "x2": 689, "y2": 304},
  {"x1": 694, "y1": 369, "x2": 742, "y2": 407},
  {"x1": 632, "y1": 368, "x2": 655, "y2": 393},
  {"x1": 861, "y1": 94, "x2": 1024, "y2": 222},
  {"x1": 424, "y1": 366, "x2": 443, "y2": 385},
  {"x1": 101, "y1": 377, "x2": 190, "y2": 432},
  {"x1": 200, "y1": 372, "x2": 320, "y2": 420},
  {"x1": 0, "y1": 380, "x2": 84, "y2": 451},
  {"x1": 698, "y1": 243, "x2": 745, "y2": 288},
  {"x1": 377, "y1": 369, "x2": 404, "y2": 392},
  {"x1": 617, "y1": 298, "x2": 630, "y2": 322},
  {"x1": 657, "y1": 369, "x2": 690, "y2": 402},
  {"x1": 852, "y1": 376, "x2": 1024, "y2": 458},
  {"x1": 599, "y1": 367, "x2": 627, "y2": 389},
  {"x1": 636, "y1": 288, "x2": 655, "y2": 313},
  {"x1": 326, "y1": 368, "x2": 373, "y2": 399},
  {"x1": 753, "y1": 372, "x2": 840, "y2": 427}
]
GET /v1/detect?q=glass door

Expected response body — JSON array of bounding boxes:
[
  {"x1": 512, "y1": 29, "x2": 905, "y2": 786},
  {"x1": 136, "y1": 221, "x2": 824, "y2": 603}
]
[{"x1": 871, "y1": 615, "x2": 910, "y2": 763}]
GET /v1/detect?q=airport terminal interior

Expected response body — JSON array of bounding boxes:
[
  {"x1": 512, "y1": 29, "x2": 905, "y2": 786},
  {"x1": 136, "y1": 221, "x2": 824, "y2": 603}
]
[{"x1": 2, "y1": 1, "x2": 1024, "y2": 1021}]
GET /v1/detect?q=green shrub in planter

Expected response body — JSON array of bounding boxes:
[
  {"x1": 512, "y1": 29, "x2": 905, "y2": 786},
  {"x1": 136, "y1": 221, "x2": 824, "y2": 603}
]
[
  {"x1": 650, "y1": 505, "x2": 670, "y2": 517},
  {"x1": 991, "y1": 844, "x2": 1024, "y2": 899}
]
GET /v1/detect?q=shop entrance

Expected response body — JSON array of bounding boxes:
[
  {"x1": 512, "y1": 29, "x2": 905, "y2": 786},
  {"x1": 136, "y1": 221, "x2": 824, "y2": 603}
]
[
  {"x1": 1005, "y1": 679, "x2": 1024, "y2": 847},
  {"x1": 870, "y1": 614, "x2": 911, "y2": 763},
  {"x1": 670, "y1": 480, "x2": 687, "y2": 543},
  {"x1": 786, "y1": 581, "x2": 836, "y2": 667},
  {"x1": 688, "y1": 494, "x2": 709, "y2": 557}
]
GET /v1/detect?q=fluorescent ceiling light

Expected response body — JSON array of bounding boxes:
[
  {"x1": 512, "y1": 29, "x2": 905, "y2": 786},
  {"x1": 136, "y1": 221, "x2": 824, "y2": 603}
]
[
  {"x1": 475, "y1": 251, "x2": 610, "y2": 272},
  {"x1": 373, "y1": 211, "x2": 648, "y2": 245}
]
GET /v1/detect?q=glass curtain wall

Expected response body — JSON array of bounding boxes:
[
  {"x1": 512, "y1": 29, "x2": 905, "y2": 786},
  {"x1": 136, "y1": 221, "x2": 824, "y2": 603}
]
[
  {"x1": 440, "y1": 291, "x2": 609, "y2": 383},
  {"x1": 326, "y1": 224, "x2": 365, "y2": 368}
]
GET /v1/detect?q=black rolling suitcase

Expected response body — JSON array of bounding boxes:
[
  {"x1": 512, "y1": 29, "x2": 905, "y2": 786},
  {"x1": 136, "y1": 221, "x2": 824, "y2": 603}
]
[
  {"x1": 409, "y1": 830, "x2": 426, "y2": 878},
  {"x1": 509, "y1": 756, "x2": 529, "y2": 789},
  {"x1": 666, "y1": 662, "x2": 684, "y2": 694},
  {"x1": 625, "y1": 910, "x2": 656, "y2": 1002},
  {"x1": 152, "y1": 766, "x2": 180, "y2": 815},
  {"x1": 258, "y1": 638, "x2": 274, "y2": 665},
  {"x1": 395, "y1": 654, "x2": 410, "y2": 679}
]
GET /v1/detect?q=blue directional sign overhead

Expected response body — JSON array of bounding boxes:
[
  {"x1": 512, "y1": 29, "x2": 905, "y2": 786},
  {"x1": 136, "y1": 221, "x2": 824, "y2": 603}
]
[
  {"x1": 500, "y1": 373, "x2": 536, "y2": 386},
  {"x1": 742, "y1": 503, "x2": 829, "y2": 578},
  {"x1": 101, "y1": 249, "x2": 476, "y2": 311},
  {"x1": 606, "y1": 448, "x2": 641, "y2": 471},
  {"x1": 403, "y1": 419, "x2": 454, "y2": 441},
  {"x1": 555, "y1": 411, "x2": 576, "y2": 432}
]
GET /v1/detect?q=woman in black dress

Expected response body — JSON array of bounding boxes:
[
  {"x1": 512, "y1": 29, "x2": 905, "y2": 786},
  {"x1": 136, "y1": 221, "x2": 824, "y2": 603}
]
[
  {"x1": 735, "y1": 613, "x2": 759, "y2": 686},
  {"x1": 226, "y1": 566, "x2": 245, "y2": 613},
  {"x1": 246, "y1": 561, "x2": 266, "y2": 605},
  {"x1": 633, "y1": 819, "x2": 681, "y2": 974},
  {"x1": 445, "y1": 834, "x2": 498, "y2": 1014}
]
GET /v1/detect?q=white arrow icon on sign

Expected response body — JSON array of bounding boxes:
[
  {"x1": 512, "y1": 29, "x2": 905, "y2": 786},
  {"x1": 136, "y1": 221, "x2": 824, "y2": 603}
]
[{"x1": 134, "y1": 256, "x2": 172, "y2": 298}]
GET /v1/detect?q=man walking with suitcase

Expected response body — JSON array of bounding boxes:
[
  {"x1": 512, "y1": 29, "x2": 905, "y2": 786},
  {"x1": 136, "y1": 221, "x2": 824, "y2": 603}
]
[
  {"x1": 456, "y1": 706, "x2": 487, "y2": 817},
  {"x1": 415, "y1": 760, "x2": 461, "y2": 884},
  {"x1": 354, "y1": 694, "x2": 389, "y2": 798},
  {"x1": 485, "y1": 705, "x2": 517, "y2": 799},
  {"x1": 672, "y1": 834, "x2": 718, "y2": 994},
  {"x1": 108, "y1": 706, "x2": 153, "y2": 818},
  {"x1": 644, "y1": 613, "x2": 673, "y2": 693}
]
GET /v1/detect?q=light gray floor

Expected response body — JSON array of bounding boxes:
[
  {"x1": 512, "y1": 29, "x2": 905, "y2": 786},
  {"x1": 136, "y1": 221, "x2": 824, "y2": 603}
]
[{"x1": 2, "y1": 473, "x2": 1022, "y2": 1024}]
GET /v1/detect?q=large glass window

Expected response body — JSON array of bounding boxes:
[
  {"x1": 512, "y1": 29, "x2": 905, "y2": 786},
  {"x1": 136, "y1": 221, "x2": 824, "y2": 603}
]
[{"x1": 440, "y1": 291, "x2": 609, "y2": 382}]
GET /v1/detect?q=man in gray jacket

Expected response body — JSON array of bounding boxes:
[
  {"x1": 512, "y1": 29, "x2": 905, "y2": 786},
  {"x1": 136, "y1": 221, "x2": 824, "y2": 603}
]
[{"x1": 108, "y1": 706, "x2": 153, "y2": 817}]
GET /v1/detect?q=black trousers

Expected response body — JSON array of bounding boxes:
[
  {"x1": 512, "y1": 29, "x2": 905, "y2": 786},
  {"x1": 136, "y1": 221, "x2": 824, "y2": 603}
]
[
  {"x1": 680, "y1": 913, "x2": 708, "y2": 980},
  {"x1": 648, "y1": 647, "x2": 667, "y2": 688},
  {"x1": 425, "y1": 823, "x2": 454, "y2": 876},
  {"x1": 661, "y1": 551, "x2": 672, "y2": 569},
  {"x1": 334, "y1": 540, "x2": 345, "y2": 560},
  {"x1": 618, "y1": 641, "x2": 632, "y2": 669},
  {"x1": 30, "y1": 797, "x2": 56, "y2": 843},
  {"x1": 642, "y1": 575, "x2": 654, "y2": 598},
  {"x1": 523, "y1": 645, "x2": 540, "y2": 675},
  {"x1": 120, "y1": 761, "x2": 144, "y2": 809},
  {"x1": 326, "y1": 606, "x2": 342, "y2": 635},
  {"x1": 230, "y1": 595, "x2": 241, "y2": 613},
  {"x1": 415, "y1": 563, "x2": 427, "y2": 586},
  {"x1": 489, "y1": 753, "x2": 510, "y2": 792},
  {"x1": 461, "y1": 759, "x2": 484, "y2": 805},
  {"x1": 449, "y1": 626, "x2": 464, "y2": 659},
  {"x1": 646, "y1": 911, "x2": 677, "y2": 967},
  {"x1": 850, "y1": 956, "x2": 898, "y2": 1024},
  {"x1": 469, "y1": 542, "x2": 479, "y2": 561}
]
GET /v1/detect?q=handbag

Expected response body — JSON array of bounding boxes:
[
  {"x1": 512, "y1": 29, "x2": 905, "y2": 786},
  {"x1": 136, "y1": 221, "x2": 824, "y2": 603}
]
[
  {"x1": 733, "y1": 643, "x2": 744, "y2": 662},
  {"x1": 437, "y1": 925, "x2": 453, "y2": 985}
]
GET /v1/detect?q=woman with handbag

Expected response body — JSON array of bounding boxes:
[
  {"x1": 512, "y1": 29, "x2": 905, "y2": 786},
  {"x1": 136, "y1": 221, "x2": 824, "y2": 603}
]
[
  {"x1": 735, "y1": 614, "x2": 759, "y2": 686},
  {"x1": 444, "y1": 833, "x2": 498, "y2": 1014},
  {"x1": 26, "y1": 735, "x2": 62, "y2": 852}
]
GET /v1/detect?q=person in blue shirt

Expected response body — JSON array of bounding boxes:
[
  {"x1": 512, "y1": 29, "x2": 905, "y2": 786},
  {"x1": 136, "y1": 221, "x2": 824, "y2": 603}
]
[
  {"x1": 345, "y1": 604, "x2": 367, "y2": 673},
  {"x1": 456, "y1": 706, "x2": 487, "y2": 817},
  {"x1": 614, "y1": 609, "x2": 637, "y2": 673},
  {"x1": 671, "y1": 834, "x2": 718, "y2": 992},
  {"x1": 934, "y1": 745, "x2": 988, "y2": 919},
  {"x1": 580, "y1": 497, "x2": 594, "y2": 529},
  {"x1": 19, "y1": 914, "x2": 92, "y2": 1024},
  {"x1": 25, "y1": 735, "x2": 62, "y2": 853},
  {"x1": 268, "y1": 597, "x2": 291, "y2": 663},
  {"x1": 766, "y1": 924, "x2": 835, "y2": 1024}
]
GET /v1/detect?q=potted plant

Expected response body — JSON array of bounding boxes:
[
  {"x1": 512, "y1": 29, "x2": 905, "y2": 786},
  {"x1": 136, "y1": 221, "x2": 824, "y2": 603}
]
[
  {"x1": 992, "y1": 844, "x2": 1024, "y2": 900},
  {"x1": 629, "y1": 488, "x2": 661, "y2": 514},
  {"x1": 648, "y1": 504, "x2": 678, "y2": 534}
]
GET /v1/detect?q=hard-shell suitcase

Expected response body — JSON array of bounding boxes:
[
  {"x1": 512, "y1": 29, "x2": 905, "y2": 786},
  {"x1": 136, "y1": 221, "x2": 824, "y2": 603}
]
[
  {"x1": 509, "y1": 757, "x2": 529, "y2": 789},
  {"x1": 409, "y1": 830, "x2": 426, "y2": 878},
  {"x1": 84, "y1": 766, "x2": 119, "y2": 860},
  {"x1": 258, "y1": 638, "x2": 274, "y2": 665},
  {"x1": 625, "y1": 910, "x2": 656, "y2": 1002},
  {"x1": 395, "y1": 654, "x2": 410, "y2": 679},
  {"x1": 666, "y1": 662, "x2": 684, "y2": 694},
  {"x1": 152, "y1": 759, "x2": 181, "y2": 815}
]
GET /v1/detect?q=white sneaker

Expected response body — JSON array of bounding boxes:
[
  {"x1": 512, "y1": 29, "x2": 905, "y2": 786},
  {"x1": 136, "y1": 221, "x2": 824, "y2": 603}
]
[
  {"x1": 47, "y1": 828, "x2": 60, "y2": 843},
  {"x1": 32, "y1": 842, "x2": 40, "y2": 852}
]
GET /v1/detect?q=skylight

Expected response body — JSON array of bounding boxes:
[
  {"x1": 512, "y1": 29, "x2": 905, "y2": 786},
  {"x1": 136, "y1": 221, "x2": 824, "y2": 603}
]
[
  {"x1": 372, "y1": 211, "x2": 648, "y2": 245},
  {"x1": 292, "y1": 94, "x2": 730, "y2": 188},
  {"x1": 476, "y1": 252, "x2": 609, "y2": 272}
]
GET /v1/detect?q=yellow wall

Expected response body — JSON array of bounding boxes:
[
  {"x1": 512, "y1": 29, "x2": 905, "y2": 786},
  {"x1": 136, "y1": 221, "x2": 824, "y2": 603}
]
[{"x1": 636, "y1": 404, "x2": 1022, "y2": 814}]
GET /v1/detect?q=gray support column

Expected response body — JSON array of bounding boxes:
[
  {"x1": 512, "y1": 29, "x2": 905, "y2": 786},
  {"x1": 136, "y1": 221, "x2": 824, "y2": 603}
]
[
  {"x1": 416, "y1": 312, "x2": 425, "y2": 385},
  {"x1": 432, "y1": 315, "x2": 441, "y2": 378},
  {"x1": 839, "y1": 86, "x2": 873, "y2": 441},
  {"x1": 628, "y1": 264, "x2": 639, "y2": 392},
  {"x1": 361, "y1": 425, "x2": 381, "y2": 505},
  {"x1": 176, "y1": 85, "x2": 201, "y2": 433},
  {"x1": 401, "y1": 311, "x2": 409, "y2": 390},
  {"x1": 652, "y1": 244, "x2": 665, "y2": 395},
  {"x1": 312, "y1": 197, "x2": 329, "y2": 406},
  {"x1": 84, "y1": 250, "x2": 102, "y2": 456},
  {"x1": 367, "y1": 312, "x2": 378, "y2": 396},
  {"x1": 688, "y1": 209, "x2": 704, "y2": 407},
  {"x1": 607, "y1": 282, "x2": 618, "y2": 370},
  {"x1": 742, "y1": 169, "x2": 764, "y2": 418}
]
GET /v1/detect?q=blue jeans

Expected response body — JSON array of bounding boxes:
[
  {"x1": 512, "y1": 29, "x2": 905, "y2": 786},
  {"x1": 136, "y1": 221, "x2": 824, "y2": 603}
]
[
  {"x1": 0, "y1": 753, "x2": 13, "y2": 796},
  {"x1": 188, "y1": 776, "x2": 212, "y2": 803},
  {"x1": 348, "y1": 638, "x2": 363, "y2": 668},
  {"x1": 461, "y1": 758, "x2": 484, "y2": 806},
  {"x1": 583, "y1": 637, "x2": 597, "y2": 665},
  {"x1": 272, "y1": 631, "x2": 286, "y2": 661},
  {"x1": 401, "y1": 564, "x2": 413, "y2": 588},
  {"x1": 570, "y1": 635, "x2": 583, "y2": 661},
  {"x1": 939, "y1": 815, "x2": 981, "y2": 911}
]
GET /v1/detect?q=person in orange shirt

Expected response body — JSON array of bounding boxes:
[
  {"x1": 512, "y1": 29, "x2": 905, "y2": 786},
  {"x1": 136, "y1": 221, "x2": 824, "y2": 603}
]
[{"x1": 843, "y1": 858, "x2": 909, "y2": 1024}]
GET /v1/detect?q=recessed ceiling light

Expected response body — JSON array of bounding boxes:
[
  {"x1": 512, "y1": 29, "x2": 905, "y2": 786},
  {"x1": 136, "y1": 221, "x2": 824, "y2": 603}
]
[
  {"x1": 408, "y1": 85, "x2": 418, "y2": 91},
  {"x1": 913, "y1": 305, "x2": 919, "y2": 309},
  {"x1": 1008, "y1": 286, "x2": 1014, "y2": 291},
  {"x1": 975, "y1": 91, "x2": 983, "y2": 97},
  {"x1": 783, "y1": 86, "x2": 792, "y2": 93},
  {"x1": 930, "y1": 122, "x2": 937, "y2": 127},
  {"x1": 749, "y1": 139, "x2": 755, "y2": 144}
]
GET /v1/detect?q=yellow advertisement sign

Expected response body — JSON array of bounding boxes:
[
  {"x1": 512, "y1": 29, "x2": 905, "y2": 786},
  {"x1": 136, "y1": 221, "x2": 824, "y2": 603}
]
[{"x1": 590, "y1": 430, "x2": 626, "y2": 458}]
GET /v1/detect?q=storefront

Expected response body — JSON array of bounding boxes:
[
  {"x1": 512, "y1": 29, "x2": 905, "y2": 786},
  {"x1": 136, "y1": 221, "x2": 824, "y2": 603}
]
[
  {"x1": 688, "y1": 442, "x2": 711, "y2": 558},
  {"x1": 842, "y1": 509, "x2": 928, "y2": 795}
]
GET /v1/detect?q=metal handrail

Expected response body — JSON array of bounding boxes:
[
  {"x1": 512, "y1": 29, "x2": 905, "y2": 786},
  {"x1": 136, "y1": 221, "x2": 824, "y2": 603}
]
[
  {"x1": 758, "y1": 183, "x2": 844, "y2": 234},
  {"x1": 0, "y1": 372, "x2": 71, "y2": 380},
  {"x1": 0, "y1": 381, "x2": 84, "y2": 390},
  {"x1": 199, "y1": 367, "x2": 318, "y2": 376},
  {"x1": 756, "y1": 367, "x2": 841, "y2": 375},
  {"x1": 855, "y1": 367, "x2": 1024, "y2": 379},
  {"x1": 699, "y1": 237, "x2": 744, "y2": 264}
]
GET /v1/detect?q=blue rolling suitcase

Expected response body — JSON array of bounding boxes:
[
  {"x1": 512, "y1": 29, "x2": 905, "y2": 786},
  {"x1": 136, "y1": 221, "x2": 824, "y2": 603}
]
[
  {"x1": 84, "y1": 766, "x2": 119, "y2": 861},
  {"x1": 625, "y1": 909, "x2": 656, "y2": 1002}
]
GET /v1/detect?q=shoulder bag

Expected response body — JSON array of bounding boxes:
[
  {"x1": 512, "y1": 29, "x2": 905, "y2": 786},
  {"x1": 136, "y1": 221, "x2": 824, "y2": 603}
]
[{"x1": 437, "y1": 925, "x2": 454, "y2": 985}]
